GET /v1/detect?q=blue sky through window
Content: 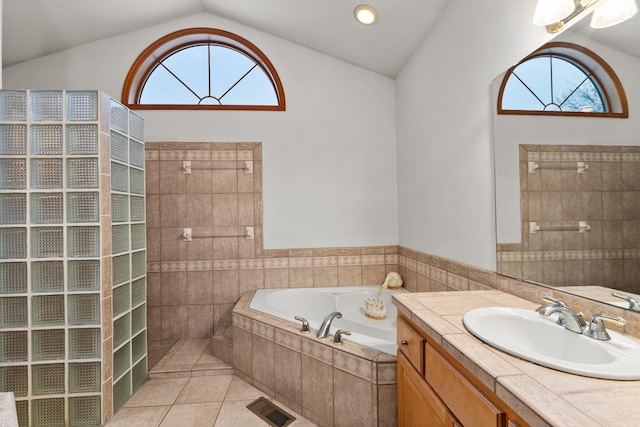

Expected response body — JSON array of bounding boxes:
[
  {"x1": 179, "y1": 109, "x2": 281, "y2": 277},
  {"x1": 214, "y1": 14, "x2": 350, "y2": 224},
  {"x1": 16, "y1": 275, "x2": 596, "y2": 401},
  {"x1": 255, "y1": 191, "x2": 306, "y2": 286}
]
[
  {"x1": 502, "y1": 55, "x2": 605, "y2": 113},
  {"x1": 139, "y1": 44, "x2": 278, "y2": 106}
]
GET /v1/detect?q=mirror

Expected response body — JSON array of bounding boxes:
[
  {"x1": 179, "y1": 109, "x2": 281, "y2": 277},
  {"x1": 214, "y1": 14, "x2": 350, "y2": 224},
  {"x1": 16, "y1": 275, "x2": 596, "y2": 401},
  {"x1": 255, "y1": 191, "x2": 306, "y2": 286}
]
[{"x1": 493, "y1": 14, "x2": 640, "y2": 311}]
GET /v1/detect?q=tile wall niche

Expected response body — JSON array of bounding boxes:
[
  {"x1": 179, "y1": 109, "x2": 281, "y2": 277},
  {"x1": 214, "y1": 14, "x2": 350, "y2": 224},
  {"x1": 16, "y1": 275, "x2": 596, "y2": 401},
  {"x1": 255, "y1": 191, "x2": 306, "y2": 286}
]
[{"x1": 498, "y1": 144, "x2": 640, "y2": 294}]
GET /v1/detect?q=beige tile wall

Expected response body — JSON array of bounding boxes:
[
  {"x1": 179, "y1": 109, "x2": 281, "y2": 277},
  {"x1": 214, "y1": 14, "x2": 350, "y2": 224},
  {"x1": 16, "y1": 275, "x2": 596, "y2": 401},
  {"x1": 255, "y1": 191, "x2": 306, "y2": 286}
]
[
  {"x1": 498, "y1": 145, "x2": 640, "y2": 293},
  {"x1": 145, "y1": 142, "x2": 399, "y2": 345},
  {"x1": 146, "y1": 141, "x2": 640, "y2": 347},
  {"x1": 396, "y1": 246, "x2": 500, "y2": 293}
]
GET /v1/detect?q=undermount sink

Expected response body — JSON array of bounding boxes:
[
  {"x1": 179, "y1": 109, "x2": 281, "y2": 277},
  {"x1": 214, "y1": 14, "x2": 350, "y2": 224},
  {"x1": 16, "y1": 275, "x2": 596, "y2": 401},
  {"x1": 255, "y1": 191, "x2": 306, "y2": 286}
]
[{"x1": 463, "y1": 307, "x2": 640, "y2": 380}]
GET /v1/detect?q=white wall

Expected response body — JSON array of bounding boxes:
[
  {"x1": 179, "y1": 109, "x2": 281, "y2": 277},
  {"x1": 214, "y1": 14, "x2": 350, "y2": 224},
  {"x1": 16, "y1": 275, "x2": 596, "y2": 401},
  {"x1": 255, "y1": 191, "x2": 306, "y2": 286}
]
[
  {"x1": 0, "y1": 0, "x2": 3, "y2": 87},
  {"x1": 3, "y1": 12, "x2": 398, "y2": 250},
  {"x1": 395, "y1": 0, "x2": 554, "y2": 270},
  {"x1": 494, "y1": 31, "x2": 640, "y2": 243}
]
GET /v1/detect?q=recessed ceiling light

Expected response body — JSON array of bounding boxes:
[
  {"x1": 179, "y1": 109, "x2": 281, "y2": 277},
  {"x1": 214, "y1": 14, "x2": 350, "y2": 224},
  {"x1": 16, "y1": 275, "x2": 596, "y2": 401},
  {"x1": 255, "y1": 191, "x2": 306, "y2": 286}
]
[{"x1": 354, "y1": 5, "x2": 378, "y2": 25}]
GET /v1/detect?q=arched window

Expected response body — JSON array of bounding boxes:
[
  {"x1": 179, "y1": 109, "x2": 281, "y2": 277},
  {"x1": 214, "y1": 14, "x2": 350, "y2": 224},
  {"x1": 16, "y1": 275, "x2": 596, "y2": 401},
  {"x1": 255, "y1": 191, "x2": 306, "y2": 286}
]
[
  {"x1": 122, "y1": 28, "x2": 285, "y2": 111},
  {"x1": 498, "y1": 42, "x2": 627, "y2": 118}
]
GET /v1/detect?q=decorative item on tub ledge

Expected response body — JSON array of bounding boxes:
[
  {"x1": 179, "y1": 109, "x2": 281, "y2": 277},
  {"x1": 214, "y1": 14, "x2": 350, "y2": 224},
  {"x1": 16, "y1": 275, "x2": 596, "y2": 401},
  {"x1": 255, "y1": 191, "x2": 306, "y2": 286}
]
[
  {"x1": 365, "y1": 271, "x2": 403, "y2": 320},
  {"x1": 364, "y1": 298, "x2": 387, "y2": 320},
  {"x1": 380, "y1": 271, "x2": 403, "y2": 292}
]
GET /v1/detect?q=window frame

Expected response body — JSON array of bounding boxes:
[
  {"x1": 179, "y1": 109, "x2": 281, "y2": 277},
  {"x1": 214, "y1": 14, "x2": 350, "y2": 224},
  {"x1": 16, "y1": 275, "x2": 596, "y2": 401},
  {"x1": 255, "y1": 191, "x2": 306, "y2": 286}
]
[
  {"x1": 497, "y1": 42, "x2": 628, "y2": 118},
  {"x1": 121, "y1": 27, "x2": 286, "y2": 111}
]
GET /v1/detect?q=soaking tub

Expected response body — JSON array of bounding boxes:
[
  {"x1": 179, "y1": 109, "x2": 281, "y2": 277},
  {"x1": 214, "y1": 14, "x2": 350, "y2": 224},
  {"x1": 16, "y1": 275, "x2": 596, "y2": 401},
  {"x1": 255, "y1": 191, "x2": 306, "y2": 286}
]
[
  {"x1": 231, "y1": 285, "x2": 404, "y2": 426},
  {"x1": 249, "y1": 285, "x2": 406, "y2": 355}
]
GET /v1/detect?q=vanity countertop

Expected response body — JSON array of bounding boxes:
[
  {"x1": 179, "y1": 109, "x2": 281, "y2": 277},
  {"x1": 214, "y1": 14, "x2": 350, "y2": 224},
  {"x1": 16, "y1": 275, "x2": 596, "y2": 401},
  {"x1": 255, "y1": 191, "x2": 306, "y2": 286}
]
[{"x1": 392, "y1": 290, "x2": 640, "y2": 427}]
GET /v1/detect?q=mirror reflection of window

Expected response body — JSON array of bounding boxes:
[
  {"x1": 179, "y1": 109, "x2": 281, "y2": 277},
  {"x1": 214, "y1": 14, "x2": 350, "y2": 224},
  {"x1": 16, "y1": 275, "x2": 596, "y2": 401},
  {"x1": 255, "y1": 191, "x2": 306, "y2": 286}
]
[
  {"x1": 498, "y1": 42, "x2": 628, "y2": 118},
  {"x1": 502, "y1": 55, "x2": 605, "y2": 113}
]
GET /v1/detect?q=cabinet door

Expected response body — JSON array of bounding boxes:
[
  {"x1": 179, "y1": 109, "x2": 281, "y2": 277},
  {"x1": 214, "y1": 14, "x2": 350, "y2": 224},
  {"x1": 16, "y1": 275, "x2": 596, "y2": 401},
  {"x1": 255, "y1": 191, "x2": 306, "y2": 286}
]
[
  {"x1": 424, "y1": 344, "x2": 505, "y2": 427},
  {"x1": 398, "y1": 352, "x2": 455, "y2": 427}
]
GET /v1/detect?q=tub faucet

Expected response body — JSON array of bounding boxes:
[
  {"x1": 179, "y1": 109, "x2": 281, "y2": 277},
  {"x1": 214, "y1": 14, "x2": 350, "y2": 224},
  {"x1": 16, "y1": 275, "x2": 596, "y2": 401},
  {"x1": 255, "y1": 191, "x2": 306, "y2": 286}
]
[
  {"x1": 317, "y1": 311, "x2": 342, "y2": 339},
  {"x1": 536, "y1": 296, "x2": 586, "y2": 334}
]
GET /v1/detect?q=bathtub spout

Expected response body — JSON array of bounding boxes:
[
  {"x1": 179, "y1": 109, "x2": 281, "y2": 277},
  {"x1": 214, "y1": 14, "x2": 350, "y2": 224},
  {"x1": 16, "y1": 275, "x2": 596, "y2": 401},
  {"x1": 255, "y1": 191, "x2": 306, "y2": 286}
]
[{"x1": 317, "y1": 311, "x2": 342, "y2": 339}]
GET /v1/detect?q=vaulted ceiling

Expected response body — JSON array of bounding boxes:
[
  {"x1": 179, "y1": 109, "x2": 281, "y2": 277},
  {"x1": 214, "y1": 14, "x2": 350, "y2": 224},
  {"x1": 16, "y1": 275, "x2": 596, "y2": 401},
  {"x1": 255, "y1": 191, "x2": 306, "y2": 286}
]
[
  {"x1": 3, "y1": 1, "x2": 639, "y2": 79},
  {"x1": 1, "y1": 0, "x2": 450, "y2": 78}
]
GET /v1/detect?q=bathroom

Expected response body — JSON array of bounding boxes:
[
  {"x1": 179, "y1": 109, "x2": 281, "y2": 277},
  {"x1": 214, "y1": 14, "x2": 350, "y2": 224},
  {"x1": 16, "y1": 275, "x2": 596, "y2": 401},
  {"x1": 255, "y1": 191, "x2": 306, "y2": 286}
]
[{"x1": 1, "y1": 0, "x2": 640, "y2": 425}]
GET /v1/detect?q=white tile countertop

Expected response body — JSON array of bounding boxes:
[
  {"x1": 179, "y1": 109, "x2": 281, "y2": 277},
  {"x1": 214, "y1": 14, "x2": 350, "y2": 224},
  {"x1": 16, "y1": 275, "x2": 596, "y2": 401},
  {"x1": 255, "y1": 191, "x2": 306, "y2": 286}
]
[
  {"x1": 392, "y1": 290, "x2": 640, "y2": 427},
  {"x1": 0, "y1": 392, "x2": 18, "y2": 427}
]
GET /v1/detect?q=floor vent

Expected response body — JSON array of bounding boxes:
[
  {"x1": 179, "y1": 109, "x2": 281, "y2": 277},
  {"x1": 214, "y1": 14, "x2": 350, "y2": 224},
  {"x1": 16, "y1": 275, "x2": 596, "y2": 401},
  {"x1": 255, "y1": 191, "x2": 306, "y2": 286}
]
[{"x1": 246, "y1": 397, "x2": 296, "y2": 427}]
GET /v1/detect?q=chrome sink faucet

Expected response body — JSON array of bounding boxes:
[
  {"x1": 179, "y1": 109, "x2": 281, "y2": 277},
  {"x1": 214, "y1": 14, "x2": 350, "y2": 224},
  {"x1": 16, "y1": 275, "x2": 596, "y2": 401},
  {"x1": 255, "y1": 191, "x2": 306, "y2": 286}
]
[
  {"x1": 317, "y1": 311, "x2": 342, "y2": 339},
  {"x1": 536, "y1": 296, "x2": 586, "y2": 334}
]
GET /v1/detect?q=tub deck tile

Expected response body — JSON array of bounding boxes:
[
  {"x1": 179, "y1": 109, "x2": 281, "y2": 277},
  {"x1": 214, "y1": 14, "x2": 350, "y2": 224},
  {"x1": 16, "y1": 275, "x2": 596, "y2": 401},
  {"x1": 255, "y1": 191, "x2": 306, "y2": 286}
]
[
  {"x1": 332, "y1": 339, "x2": 382, "y2": 361},
  {"x1": 252, "y1": 319, "x2": 275, "y2": 341},
  {"x1": 301, "y1": 339, "x2": 333, "y2": 365},
  {"x1": 232, "y1": 313, "x2": 252, "y2": 331},
  {"x1": 374, "y1": 362, "x2": 397, "y2": 385},
  {"x1": 333, "y1": 349, "x2": 372, "y2": 382},
  {"x1": 274, "y1": 328, "x2": 302, "y2": 352}
]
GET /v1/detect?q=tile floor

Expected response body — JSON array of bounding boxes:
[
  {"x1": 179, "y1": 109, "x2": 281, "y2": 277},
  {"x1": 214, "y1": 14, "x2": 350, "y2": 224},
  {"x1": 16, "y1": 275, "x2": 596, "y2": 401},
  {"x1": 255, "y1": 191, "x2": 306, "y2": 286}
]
[
  {"x1": 147, "y1": 339, "x2": 233, "y2": 377},
  {"x1": 106, "y1": 339, "x2": 316, "y2": 427}
]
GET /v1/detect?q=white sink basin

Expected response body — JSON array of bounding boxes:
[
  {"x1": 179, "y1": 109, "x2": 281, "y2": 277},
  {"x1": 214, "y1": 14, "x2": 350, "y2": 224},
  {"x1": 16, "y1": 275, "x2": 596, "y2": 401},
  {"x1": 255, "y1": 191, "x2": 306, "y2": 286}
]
[{"x1": 463, "y1": 307, "x2": 640, "y2": 380}]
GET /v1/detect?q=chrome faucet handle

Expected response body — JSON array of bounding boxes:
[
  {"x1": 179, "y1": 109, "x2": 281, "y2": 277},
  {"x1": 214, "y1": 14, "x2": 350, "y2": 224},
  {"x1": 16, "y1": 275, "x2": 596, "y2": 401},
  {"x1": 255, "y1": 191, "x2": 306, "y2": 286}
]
[
  {"x1": 612, "y1": 292, "x2": 640, "y2": 312},
  {"x1": 294, "y1": 316, "x2": 309, "y2": 333},
  {"x1": 333, "y1": 329, "x2": 351, "y2": 345},
  {"x1": 583, "y1": 313, "x2": 626, "y2": 341}
]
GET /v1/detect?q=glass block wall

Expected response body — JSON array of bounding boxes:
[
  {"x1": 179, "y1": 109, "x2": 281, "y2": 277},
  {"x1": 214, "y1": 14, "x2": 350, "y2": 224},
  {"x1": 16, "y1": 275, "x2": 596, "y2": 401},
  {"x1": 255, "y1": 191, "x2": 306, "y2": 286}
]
[
  {"x1": 108, "y1": 99, "x2": 148, "y2": 416},
  {"x1": 0, "y1": 90, "x2": 147, "y2": 426}
]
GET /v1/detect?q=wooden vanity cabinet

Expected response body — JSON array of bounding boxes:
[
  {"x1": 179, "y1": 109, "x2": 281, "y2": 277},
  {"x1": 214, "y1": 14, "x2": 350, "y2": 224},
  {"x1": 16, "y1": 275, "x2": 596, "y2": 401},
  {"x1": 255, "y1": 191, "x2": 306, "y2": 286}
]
[
  {"x1": 397, "y1": 315, "x2": 527, "y2": 427},
  {"x1": 398, "y1": 351, "x2": 457, "y2": 427}
]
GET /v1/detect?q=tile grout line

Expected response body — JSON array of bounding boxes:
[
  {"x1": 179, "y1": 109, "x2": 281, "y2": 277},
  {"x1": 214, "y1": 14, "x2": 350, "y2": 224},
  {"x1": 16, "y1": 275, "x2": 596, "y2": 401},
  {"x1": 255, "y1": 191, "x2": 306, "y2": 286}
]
[
  {"x1": 211, "y1": 375, "x2": 234, "y2": 427},
  {"x1": 120, "y1": 339, "x2": 306, "y2": 426}
]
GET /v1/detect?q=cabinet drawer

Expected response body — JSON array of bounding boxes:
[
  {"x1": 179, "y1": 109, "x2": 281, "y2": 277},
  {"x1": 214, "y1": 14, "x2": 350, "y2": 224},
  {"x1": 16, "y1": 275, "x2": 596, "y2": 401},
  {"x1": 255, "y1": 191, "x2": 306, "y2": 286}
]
[
  {"x1": 425, "y1": 343, "x2": 504, "y2": 427},
  {"x1": 397, "y1": 316, "x2": 425, "y2": 374}
]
